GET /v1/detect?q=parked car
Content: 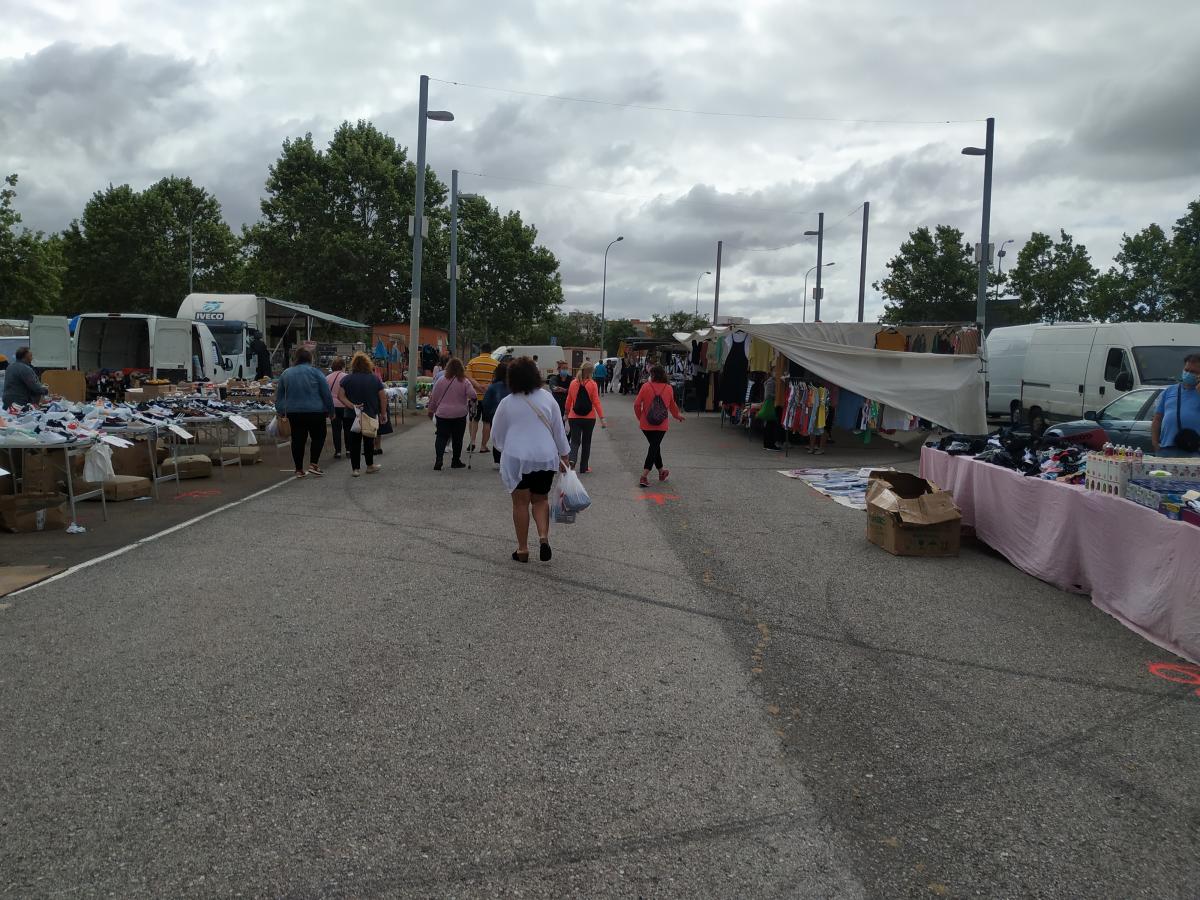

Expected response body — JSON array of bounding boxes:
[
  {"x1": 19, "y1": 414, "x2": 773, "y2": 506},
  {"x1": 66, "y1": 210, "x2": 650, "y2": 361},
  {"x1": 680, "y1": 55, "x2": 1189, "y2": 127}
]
[{"x1": 1044, "y1": 387, "x2": 1162, "y2": 451}]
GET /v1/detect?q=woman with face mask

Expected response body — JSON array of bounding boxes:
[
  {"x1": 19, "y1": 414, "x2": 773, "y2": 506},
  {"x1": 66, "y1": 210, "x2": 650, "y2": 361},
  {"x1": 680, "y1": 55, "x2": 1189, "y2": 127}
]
[
  {"x1": 548, "y1": 361, "x2": 573, "y2": 418},
  {"x1": 1150, "y1": 353, "x2": 1200, "y2": 457}
]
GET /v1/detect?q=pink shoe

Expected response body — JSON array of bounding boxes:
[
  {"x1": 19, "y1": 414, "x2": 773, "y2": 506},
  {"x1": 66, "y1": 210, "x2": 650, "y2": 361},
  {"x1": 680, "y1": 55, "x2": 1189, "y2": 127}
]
[{"x1": 658, "y1": 468, "x2": 670, "y2": 482}]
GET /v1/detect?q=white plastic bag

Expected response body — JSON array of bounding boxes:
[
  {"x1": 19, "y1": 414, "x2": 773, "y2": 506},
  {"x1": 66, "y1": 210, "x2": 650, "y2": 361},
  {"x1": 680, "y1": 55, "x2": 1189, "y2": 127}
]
[
  {"x1": 550, "y1": 481, "x2": 576, "y2": 524},
  {"x1": 266, "y1": 416, "x2": 280, "y2": 438},
  {"x1": 82, "y1": 443, "x2": 114, "y2": 482},
  {"x1": 350, "y1": 409, "x2": 362, "y2": 434},
  {"x1": 559, "y1": 468, "x2": 591, "y2": 513},
  {"x1": 234, "y1": 427, "x2": 258, "y2": 447}
]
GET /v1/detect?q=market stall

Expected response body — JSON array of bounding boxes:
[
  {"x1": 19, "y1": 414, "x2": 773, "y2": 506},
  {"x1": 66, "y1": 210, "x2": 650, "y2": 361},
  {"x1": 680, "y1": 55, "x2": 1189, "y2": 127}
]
[{"x1": 921, "y1": 446, "x2": 1200, "y2": 665}]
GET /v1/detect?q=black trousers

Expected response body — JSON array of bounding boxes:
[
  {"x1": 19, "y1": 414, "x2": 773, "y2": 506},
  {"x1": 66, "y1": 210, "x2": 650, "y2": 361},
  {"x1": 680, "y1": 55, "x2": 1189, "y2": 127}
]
[
  {"x1": 287, "y1": 412, "x2": 327, "y2": 471},
  {"x1": 568, "y1": 418, "x2": 596, "y2": 471},
  {"x1": 642, "y1": 429, "x2": 666, "y2": 470},
  {"x1": 347, "y1": 429, "x2": 375, "y2": 470},
  {"x1": 331, "y1": 407, "x2": 355, "y2": 454},
  {"x1": 435, "y1": 415, "x2": 467, "y2": 462},
  {"x1": 762, "y1": 405, "x2": 784, "y2": 448}
]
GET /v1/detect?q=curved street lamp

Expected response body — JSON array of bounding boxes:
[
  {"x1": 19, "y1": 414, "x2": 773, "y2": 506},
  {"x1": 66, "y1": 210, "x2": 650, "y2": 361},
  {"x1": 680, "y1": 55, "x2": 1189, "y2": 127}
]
[
  {"x1": 600, "y1": 236, "x2": 623, "y2": 354},
  {"x1": 694, "y1": 271, "x2": 712, "y2": 315}
]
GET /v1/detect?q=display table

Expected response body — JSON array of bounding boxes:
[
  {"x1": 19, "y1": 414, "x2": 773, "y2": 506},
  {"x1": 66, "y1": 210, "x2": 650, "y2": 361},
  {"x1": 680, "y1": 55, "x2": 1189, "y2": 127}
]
[{"x1": 920, "y1": 447, "x2": 1200, "y2": 664}]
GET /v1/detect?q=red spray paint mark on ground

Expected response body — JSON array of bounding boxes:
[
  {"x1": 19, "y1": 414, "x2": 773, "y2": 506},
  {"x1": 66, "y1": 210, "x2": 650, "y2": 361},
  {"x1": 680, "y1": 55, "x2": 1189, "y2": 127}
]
[
  {"x1": 638, "y1": 492, "x2": 680, "y2": 506},
  {"x1": 175, "y1": 489, "x2": 222, "y2": 500},
  {"x1": 1147, "y1": 661, "x2": 1200, "y2": 698}
]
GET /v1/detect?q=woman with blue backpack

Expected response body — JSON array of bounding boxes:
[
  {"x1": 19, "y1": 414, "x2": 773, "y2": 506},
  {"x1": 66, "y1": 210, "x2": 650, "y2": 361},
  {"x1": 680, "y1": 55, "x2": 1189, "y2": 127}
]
[{"x1": 633, "y1": 364, "x2": 685, "y2": 488}]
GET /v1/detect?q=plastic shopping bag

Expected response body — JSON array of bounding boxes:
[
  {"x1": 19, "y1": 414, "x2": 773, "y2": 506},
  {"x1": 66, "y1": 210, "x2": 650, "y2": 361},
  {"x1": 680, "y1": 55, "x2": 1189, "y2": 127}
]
[
  {"x1": 82, "y1": 443, "x2": 115, "y2": 483},
  {"x1": 266, "y1": 416, "x2": 279, "y2": 438},
  {"x1": 550, "y1": 482, "x2": 576, "y2": 524},
  {"x1": 559, "y1": 468, "x2": 591, "y2": 513}
]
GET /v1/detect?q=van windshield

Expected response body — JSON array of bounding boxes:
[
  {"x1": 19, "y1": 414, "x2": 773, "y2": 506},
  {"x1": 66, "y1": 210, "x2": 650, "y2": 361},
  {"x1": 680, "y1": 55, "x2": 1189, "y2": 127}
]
[
  {"x1": 208, "y1": 326, "x2": 244, "y2": 356},
  {"x1": 1133, "y1": 346, "x2": 1200, "y2": 385}
]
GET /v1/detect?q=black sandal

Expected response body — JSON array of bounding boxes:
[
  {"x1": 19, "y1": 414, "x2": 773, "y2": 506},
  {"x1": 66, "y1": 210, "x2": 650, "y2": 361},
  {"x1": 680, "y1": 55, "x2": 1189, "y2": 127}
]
[
  {"x1": 512, "y1": 550, "x2": 529, "y2": 563},
  {"x1": 539, "y1": 540, "x2": 552, "y2": 562}
]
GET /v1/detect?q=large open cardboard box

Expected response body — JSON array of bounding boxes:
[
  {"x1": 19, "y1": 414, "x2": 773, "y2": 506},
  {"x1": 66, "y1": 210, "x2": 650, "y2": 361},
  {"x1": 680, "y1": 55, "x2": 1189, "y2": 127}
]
[{"x1": 866, "y1": 471, "x2": 962, "y2": 557}]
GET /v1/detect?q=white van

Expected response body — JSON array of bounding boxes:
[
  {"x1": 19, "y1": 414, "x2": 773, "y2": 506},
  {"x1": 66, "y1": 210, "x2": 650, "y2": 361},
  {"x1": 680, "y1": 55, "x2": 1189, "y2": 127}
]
[
  {"x1": 986, "y1": 322, "x2": 1200, "y2": 423},
  {"x1": 491, "y1": 345, "x2": 568, "y2": 376},
  {"x1": 30, "y1": 314, "x2": 230, "y2": 382}
]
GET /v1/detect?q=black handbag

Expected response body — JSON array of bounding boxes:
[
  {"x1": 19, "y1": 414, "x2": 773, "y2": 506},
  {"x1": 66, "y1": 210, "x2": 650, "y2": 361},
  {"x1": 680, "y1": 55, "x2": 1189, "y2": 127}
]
[{"x1": 1176, "y1": 385, "x2": 1200, "y2": 452}]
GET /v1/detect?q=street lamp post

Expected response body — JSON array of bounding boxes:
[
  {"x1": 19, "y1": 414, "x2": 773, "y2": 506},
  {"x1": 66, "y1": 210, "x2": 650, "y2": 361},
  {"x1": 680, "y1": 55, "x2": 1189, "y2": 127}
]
[
  {"x1": 803, "y1": 262, "x2": 835, "y2": 323},
  {"x1": 599, "y1": 235, "x2": 623, "y2": 355},
  {"x1": 406, "y1": 74, "x2": 454, "y2": 409},
  {"x1": 804, "y1": 213, "x2": 826, "y2": 320},
  {"x1": 694, "y1": 271, "x2": 712, "y2": 315},
  {"x1": 962, "y1": 117, "x2": 995, "y2": 333}
]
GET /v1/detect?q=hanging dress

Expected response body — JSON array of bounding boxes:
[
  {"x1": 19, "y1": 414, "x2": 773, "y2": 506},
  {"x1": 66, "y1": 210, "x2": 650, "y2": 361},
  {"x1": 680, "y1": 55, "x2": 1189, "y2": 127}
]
[{"x1": 718, "y1": 331, "x2": 750, "y2": 405}]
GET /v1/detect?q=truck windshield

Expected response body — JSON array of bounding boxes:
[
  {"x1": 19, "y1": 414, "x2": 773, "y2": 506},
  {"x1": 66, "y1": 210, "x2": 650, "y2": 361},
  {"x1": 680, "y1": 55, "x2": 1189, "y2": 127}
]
[
  {"x1": 1132, "y1": 346, "x2": 1200, "y2": 385},
  {"x1": 209, "y1": 327, "x2": 244, "y2": 356}
]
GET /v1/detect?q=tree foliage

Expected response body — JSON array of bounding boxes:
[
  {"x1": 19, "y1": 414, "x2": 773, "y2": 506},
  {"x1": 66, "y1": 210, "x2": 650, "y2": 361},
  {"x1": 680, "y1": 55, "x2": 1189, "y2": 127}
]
[
  {"x1": 1089, "y1": 224, "x2": 1174, "y2": 322},
  {"x1": 454, "y1": 195, "x2": 563, "y2": 345},
  {"x1": 243, "y1": 121, "x2": 446, "y2": 326},
  {"x1": 649, "y1": 310, "x2": 711, "y2": 339},
  {"x1": 62, "y1": 176, "x2": 241, "y2": 316},
  {"x1": 1007, "y1": 229, "x2": 1096, "y2": 323},
  {"x1": 0, "y1": 174, "x2": 66, "y2": 317},
  {"x1": 875, "y1": 225, "x2": 983, "y2": 324}
]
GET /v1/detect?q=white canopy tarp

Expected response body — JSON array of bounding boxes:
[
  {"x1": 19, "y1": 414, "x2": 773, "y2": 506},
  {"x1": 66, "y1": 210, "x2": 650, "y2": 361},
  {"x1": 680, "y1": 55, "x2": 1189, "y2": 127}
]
[
  {"x1": 675, "y1": 323, "x2": 986, "y2": 433},
  {"x1": 742, "y1": 323, "x2": 987, "y2": 434}
]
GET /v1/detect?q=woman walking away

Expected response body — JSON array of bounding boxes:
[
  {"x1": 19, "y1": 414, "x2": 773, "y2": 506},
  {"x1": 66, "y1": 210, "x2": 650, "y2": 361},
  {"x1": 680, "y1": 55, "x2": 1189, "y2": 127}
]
[
  {"x1": 275, "y1": 347, "x2": 334, "y2": 478},
  {"x1": 480, "y1": 360, "x2": 511, "y2": 468},
  {"x1": 326, "y1": 357, "x2": 352, "y2": 459},
  {"x1": 634, "y1": 364, "x2": 685, "y2": 488},
  {"x1": 564, "y1": 361, "x2": 606, "y2": 473},
  {"x1": 427, "y1": 357, "x2": 479, "y2": 470},
  {"x1": 490, "y1": 356, "x2": 571, "y2": 563},
  {"x1": 335, "y1": 352, "x2": 388, "y2": 476}
]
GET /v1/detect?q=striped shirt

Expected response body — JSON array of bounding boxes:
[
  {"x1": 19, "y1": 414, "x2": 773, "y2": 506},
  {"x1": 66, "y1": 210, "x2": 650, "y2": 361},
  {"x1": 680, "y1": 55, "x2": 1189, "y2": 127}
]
[{"x1": 464, "y1": 354, "x2": 499, "y2": 399}]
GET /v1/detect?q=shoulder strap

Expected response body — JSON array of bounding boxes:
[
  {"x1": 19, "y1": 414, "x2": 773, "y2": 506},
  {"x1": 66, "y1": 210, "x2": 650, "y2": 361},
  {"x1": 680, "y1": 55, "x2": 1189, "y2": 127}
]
[
  {"x1": 1177, "y1": 383, "x2": 1184, "y2": 431},
  {"x1": 524, "y1": 395, "x2": 560, "y2": 441}
]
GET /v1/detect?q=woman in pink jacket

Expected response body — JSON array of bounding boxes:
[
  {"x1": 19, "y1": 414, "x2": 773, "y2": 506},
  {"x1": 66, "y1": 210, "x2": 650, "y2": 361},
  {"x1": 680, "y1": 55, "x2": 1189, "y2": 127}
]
[
  {"x1": 427, "y1": 358, "x2": 481, "y2": 470},
  {"x1": 633, "y1": 364, "x2": 684, "y2": 487}
]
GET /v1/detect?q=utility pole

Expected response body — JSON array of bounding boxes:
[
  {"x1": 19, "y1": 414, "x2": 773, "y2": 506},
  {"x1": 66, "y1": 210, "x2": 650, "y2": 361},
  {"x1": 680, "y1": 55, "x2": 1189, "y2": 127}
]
[
  {"x1": 406, "y1": 75, "x2": 431, "y2": 409},
  {"x1": 813, "y1": 212, "x2": 825, "y2": 321},
  {"x1": 449, "y1": 168, "x2": 459, "y2": 357},
  {"x1": 713, "y1": 240, "x2": 723, "y2": 323},
  {"x1": 857, "y1": 202, "x2": 869, "y2": 323}
]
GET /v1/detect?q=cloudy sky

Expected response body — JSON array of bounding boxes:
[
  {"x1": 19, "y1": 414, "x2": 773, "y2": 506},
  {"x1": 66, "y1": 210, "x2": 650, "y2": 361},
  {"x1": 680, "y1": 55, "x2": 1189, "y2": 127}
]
[{"x1": 3, "y1": 0, "x2": 1198, "y2": 324}]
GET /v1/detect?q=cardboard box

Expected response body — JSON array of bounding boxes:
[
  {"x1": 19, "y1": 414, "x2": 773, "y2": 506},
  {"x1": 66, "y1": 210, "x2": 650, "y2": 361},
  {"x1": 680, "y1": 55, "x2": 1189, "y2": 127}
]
[
  {"x1": 209, "y1": 447, "x2": 262, "y2": 465},
  {"x1": 866, "y1": 471, "x2": 962, "y2": 557},
  {"x1": 0, "y1": 492, "x2": 70, "y2": 533},
  {"x1": 110, "y1": 440, "x2": 157, "y2": 478},
  {"x1": 20, "y1": 449, "x2": 65, "y2": 494},
  {"x1": 160, "y1": 454, "x2": 213, "y2": 480},
  {"x1": 77, "y1": 474, "x2": 152, "y2": 502}
]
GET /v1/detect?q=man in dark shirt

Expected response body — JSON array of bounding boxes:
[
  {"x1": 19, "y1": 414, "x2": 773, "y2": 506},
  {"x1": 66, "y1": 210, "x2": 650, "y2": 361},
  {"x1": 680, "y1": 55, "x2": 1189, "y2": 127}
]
[
  {"x1": 547, "y1": 360, "x2": 573, "y2": 418},
  {"x1": 249, "y1": 331, "x2": 272, "y2": 379},
  {"x1": 2, "y1": 347, "x2": 49, "y2": 408}
]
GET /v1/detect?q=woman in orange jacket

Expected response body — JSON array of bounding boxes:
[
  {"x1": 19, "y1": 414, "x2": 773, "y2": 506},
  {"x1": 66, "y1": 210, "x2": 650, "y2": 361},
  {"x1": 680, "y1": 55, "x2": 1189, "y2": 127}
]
[
  {"x1": 633, "y1": 364, "x2": 685, "y2": 487},
  {"x1": 564, "y1": 361, "x2": 607, "y2": 473}
]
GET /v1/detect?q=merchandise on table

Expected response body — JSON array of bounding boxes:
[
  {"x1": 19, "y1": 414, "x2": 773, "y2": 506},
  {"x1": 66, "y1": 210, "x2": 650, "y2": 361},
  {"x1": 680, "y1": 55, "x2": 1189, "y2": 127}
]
[
  {"x1": 929, "y1": 428, "x2": 1090, "y2": 484},
  {"x1": 1084, "y1": 451, "x2": 1200, "y2": 497},
  {"x1": 1126, "y1": 478, "x2": 1200, "y2": 519}
]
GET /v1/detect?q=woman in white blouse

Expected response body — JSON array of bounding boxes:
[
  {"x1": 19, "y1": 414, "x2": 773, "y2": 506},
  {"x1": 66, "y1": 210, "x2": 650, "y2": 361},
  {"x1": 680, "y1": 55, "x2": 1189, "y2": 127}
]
[{"x1": 490, "y1": 356, "x2": 571, "y2": 563}]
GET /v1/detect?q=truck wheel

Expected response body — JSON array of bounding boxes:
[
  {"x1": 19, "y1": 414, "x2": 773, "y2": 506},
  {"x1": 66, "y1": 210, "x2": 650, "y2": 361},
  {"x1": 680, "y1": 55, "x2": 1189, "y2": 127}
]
[{"x1": 1009, "y1": 401, "x2": 1021, "y2": 425}]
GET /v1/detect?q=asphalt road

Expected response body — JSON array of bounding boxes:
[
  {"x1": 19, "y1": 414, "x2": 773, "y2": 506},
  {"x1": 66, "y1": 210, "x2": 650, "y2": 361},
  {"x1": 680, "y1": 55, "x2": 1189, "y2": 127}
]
[{"x1": 1, "y1": 391, "x2": 1197, "y2": 898}]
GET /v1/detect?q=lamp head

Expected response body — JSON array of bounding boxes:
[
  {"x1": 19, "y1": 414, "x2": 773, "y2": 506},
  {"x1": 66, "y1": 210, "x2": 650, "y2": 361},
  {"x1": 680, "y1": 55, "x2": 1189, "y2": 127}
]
[
  {"x1": 804, "y1": 230, "x2": 819, "y2": 236},
  {"x1": 427, "y1": 110, "x2": 455, "y2": 122},
  {"x1": 961, "y1": 147, "x2": 986, "y2": 156},
  {"x1": 616, "y1": 236, "x2": 624, "y2": 242}
]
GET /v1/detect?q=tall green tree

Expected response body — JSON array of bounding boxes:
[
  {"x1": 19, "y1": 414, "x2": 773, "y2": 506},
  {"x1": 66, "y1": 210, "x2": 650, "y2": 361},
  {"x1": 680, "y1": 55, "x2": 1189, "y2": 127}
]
[
  {"x1": 649, "y1": 310, "x2": 710, "y2": 339},
  {"x1": 243, "y1": 120, "x2": 450, "y2": 326},
  {"x1": 454, "y1": 195, "x2": 563, "y2": 345},
  {"x1": 520, "y1": 310, "x2": 600, "y2": 347},
  {"x1": 1090, "y1": 224, "x2": 1175, "y2": 322},
  {"x1": 1168, "y1": 199, "x2": 1200, "y2": 320},
  {"x1": 875, "y1": 225, "x2": 982, "y2": 324},
  {"x1": 62, "y1": 176, "x2": 240, "y2": 315},
  {"x1": 0, "y1": 174, "x2": 66, "y2": 317},
  {"x1": 1007, "y1": 229, "x2": 1096, "y2": 323},
  {"x1": 600, "y1": 317, "x2": 638, "y2": 356}
]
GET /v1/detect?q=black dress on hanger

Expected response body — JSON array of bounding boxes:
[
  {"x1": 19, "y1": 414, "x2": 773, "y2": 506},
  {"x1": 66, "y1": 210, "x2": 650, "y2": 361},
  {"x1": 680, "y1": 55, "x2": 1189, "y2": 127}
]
[{"x1": 719, "y1": 331, "x2": 750, "y2": 404}]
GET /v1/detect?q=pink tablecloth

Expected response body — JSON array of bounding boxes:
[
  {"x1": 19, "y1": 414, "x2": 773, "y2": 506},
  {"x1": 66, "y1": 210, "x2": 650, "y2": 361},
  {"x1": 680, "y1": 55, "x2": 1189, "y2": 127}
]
[{"x1": 920, "y1": 447, "x2": 1200, "y2": 664}]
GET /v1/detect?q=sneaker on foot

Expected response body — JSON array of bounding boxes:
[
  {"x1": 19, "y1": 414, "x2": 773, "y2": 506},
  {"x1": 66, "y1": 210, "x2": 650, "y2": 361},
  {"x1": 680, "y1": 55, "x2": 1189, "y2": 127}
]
[
  {"x1": 351, "y1": 469, "x2": 362, "y2": 477},
  {"x1": 434, "y1": 460, "x2": 443, "y2": 471},
  {"x1": 451, "y1": 459, "x2": 466, "y2": 469},
  {"x1": 638, "y1": 476, "x2": 650, "y2": 488},
  {"x1": 658, "y1": 468, "x2": 670, "y2": 482},
  {"x1": 366, "y1": 464, "x2": 381, "y2": 473}
]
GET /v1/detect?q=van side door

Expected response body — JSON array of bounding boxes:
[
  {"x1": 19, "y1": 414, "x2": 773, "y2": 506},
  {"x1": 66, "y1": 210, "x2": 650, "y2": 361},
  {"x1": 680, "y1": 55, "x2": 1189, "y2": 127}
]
[
  {"x1": 29, "y1": 316, "x2": 72, "y2": 370},
  {"x1": 1091, "y1": 346, "x2": 1134, "y2": 409}
]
